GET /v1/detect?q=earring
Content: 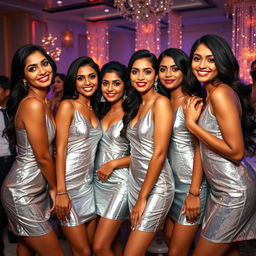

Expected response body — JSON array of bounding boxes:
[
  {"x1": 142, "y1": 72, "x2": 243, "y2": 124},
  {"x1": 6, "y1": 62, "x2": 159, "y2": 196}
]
[
  {"x1": 23, "y1": 81, "x2": 29, "y2": 91},
  {"x1": 154, "y1": 81, "x2": 158, "y2": 92},
  {"x1": 123, "y1": 92, "x2": 127, "y2": 100},
  {"x1": 100, "y1": 95, "x2": 106, "y2": 102}
]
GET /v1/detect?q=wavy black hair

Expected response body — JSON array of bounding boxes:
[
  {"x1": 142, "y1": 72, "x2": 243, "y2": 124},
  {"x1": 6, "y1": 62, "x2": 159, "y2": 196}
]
[
  {"x1": 95, "y1": 61, "x2": 128, "y2": 119},
  {"x1": 157, "y1": 48, "x2": 202, "y2": 98},
  {"x1": 189, "y1": 34, "x2": 256, "y2": 153},
  {"x1": 62, "y1": 56, "x2": 100, "y2": 114},
  {"x1": 121, "y1": 49, "x2": 159, "y2": 138},
  {"x1": 4, "y1": 44, "x2": 56, "y2": 145}
]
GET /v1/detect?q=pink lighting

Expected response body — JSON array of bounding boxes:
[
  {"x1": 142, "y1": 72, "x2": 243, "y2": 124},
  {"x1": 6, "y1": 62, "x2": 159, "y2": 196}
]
[{"x1": 168, "y1": 11, "x2": 182, "y2": 49}]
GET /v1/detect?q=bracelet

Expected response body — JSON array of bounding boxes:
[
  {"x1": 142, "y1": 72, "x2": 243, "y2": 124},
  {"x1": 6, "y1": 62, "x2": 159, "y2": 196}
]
[
  {"x1": 189, "y1": 191, "x2": 200, "y2": 197},
  {"x1": 56, "y1": 192, "x2": 68, "y2": 195}
]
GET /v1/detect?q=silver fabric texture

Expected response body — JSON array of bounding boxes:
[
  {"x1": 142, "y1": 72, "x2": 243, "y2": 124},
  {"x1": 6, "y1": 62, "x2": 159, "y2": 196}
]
[
  {"x1": 168, "y1": 106, "x2": 209, "y2": 225},
  {"x1": 1, "y1": 115, "x2": 55, "y2": 236},
  {"x1": 199, "y1": 104, "x2": 256, "y2": 242},
  {"x1": 94, "y1": 120, "x2": 129, "y2": 220},
  {"x1": 127, "y1": 109, "x2": 174, "y2": 232},
  {"x1": 61, "y1": 105, "x2": 102, "y2": 227}
]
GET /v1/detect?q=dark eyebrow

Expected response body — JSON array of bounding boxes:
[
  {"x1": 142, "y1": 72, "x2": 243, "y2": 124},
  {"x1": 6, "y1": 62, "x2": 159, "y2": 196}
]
[
  {"x1": 159, "y1": 64, "x2": 178, "y2": 68},
  {"x1": 194, "y1": 53, "x2": 214, "y2": 57},
  {"x1": 26, "y1": 58, "x2": 47, "y2": 69}
]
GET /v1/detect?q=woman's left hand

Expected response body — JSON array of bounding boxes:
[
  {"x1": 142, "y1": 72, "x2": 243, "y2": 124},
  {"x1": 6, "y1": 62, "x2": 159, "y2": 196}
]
[
  {"x1": 49, "y1": 188, "x2": 57, "y2": 213},
  {"x1": 182, "y1": 193, "x2": 200, "y2": 223},
  {"x1": 96, "y1": 161, "x2": 115, "y2": 182},
  {"x1": 130, "y1": 197, "x2": 147, "y2": 230}
]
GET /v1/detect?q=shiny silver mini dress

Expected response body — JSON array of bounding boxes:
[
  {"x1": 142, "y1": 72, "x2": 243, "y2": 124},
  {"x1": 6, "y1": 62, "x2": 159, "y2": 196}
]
[
  {"x1": 199, "y1": 104, "x2": 256, "y2": 242},
  {"x1": 1, "y1": 115, "x2": 55, "y2": 236},
  {"x1": 127, "y1": 108, "x2": 174, "y2": 232},
  {"x1": 61, "y1": 102, "x2": 102, "y2": 227},
  {"x1": 94, "y1": 120, "x2": 129, "y2": 220},
  {"x1": 168, "y1": 105, "x2": 208, "y2": 225}
]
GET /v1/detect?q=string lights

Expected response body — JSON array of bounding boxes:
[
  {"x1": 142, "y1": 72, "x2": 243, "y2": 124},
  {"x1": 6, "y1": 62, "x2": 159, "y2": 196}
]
[
  {"x1": 41, "y1": 33, "x2": 61, "y2": 61},
  {"x1": 168, "y1": 11, "x2": 182, "y2": 49}
]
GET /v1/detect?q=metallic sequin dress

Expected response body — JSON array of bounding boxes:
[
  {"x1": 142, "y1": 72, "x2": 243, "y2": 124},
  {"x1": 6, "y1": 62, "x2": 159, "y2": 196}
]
[
  {"x1": 94, "y1": 120, "x2": 129, "y2": 220},
  {"x1": 127, "y1": 108, "x2": 174, "y2": 232},
  {"x1": 199, "y1": 104, "x2": 256, "y2": 242},
  {"x1": 61, "y1": 102, "x2": 102, "y2": 227},
  {"x1": 1, "y1": 115, "x2": 55, "y2": 236},
  {"x1": 168, "y1": 105, "x2": 209, "y2": 225}
]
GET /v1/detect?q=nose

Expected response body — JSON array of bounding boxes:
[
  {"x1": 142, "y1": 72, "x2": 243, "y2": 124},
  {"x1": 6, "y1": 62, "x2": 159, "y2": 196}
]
[
  {"x1": 107, "y1": 83, "x2": 114, "y2": 91},
  {"x1": 166, "y1": 68, "x2": 172, "y2": 77},
  {"x1": 85, "y1": 76, "x2": 90, "y2": 85},
  {"x1": 38, "y1": 65, "x2": 46, "y2": 75},
  {"x1": 138, "y1": 71, "x2": 144, "y2": 80},
  {"x1": 199, "y1": 59, "x2": 207, "y2": 69}
]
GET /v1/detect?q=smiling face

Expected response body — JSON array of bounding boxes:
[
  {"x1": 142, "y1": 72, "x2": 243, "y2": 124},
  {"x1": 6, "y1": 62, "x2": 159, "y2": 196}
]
[
  {"x1": 130, "y1": 57, "x2": 157, "y2": 93},
  {"x1": 76, "y1": 64, "x2": 98, "y2": 97},
  {"x1": 101, "y1": 71, "x2": 125, "y2": 103},
  {"x1": 191, "y1": 43, "x2": 218, "y2": 84},
  {"x1": 159, "y1": 56, "x2": 183, "y2": 91},
  {"x1": 23, "y1": 50, "x2": 53, "y2": 89},
  {"x1": 52, "y1": 75, "x2": 64, "y2": 93}
]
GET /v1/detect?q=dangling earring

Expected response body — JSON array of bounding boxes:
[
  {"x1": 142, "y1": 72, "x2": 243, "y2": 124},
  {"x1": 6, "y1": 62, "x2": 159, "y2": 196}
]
[
  {"x1": 154, "y1": 81, "x2": 158, "y2": 92},
  {"x1": 100, "y1": 95, "x2": 106, "y2": 102},
  {"x1": 23, "y1": 81, "x2": 29, "y2": 91},
  {"x1": 123, "y1": 92, "x2": 127, "y2": 100}
]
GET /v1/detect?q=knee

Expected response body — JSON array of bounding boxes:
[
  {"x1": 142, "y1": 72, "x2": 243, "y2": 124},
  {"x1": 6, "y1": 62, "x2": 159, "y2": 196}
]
[
  {"x1": 93, "y1": 242, "x2": 108, "y2": 256},
  {"x1": 168, "y1": 247, "x2": 188, "y2": 256},
  {"x1": 72, "y1": 247, "x2": 91, "y2": 256}
]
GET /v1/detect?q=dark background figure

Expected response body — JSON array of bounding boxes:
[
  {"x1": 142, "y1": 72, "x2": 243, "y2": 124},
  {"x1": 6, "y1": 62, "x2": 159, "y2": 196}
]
[
  {"x1": 249, "y1": 60, "x2": 256, "y2": 109},
  {"x1": 0, "y1": 76, "x2": 17, "y2": 256}
]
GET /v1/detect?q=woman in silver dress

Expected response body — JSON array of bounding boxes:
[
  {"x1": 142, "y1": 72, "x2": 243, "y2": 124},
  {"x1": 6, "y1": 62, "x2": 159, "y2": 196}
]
[
  {"x1": 55, "y1": 56, "x2": 102, "y2": 256},
  {"x1": 121, "y1": 50, "x2": 175, "y2": 256},
  {"x1": 184, "y1": 34, "x2": 256, "y2": 256},
  {"x1": 93, "y1": 61, "x2": 130, "y2": 256},
  {"x1": 1, "y1": 45, "x2": 64, "y2": 256},
  {"x1": 158, "y1": 48, "x2": 208, "y2": 256}
]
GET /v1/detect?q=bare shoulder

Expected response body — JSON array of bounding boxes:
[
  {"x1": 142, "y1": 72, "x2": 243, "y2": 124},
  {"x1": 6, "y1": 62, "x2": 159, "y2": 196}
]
[
  {"x1": 58, "y1": 99, "x2": 73, "y2": 111},
  {"x1": 210, "y1": 84, "x2": 238, "y2": 102},
  {"x1": 154, "y1": 94, "x2": 171, "y2": 108},
  {"x1": 21, "y1": 97, "x2": 45, "y2": 113},
  {"x1": 56, "y1": 99, "x2": 74, "y2": 119}
]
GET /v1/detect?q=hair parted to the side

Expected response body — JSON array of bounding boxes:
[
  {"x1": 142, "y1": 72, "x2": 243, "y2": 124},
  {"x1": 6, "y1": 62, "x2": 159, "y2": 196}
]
[
  {"x1": 157, "y1": 47, "x2": 202, "y2": 98},
  {"x1": 95, "y1": 61, "x2": 129, "y2": 119},
  {"x1": 4, "y1": 44, "x2": 56, "y2": 145},
  {"x1": 62, "y1": 56, "x2": 100, "y2": 114},
  {"x1": 189, "y1": 34, "x2": 256, "y2": 154},
  {"x1": 121, "y1": 49, "x2": 159, "y2": 138}
]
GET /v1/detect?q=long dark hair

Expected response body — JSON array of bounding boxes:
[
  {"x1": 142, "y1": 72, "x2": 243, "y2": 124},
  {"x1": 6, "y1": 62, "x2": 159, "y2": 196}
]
[
  {"x1": 158, "y1": 48, "x2": 202, "y2": 98},
  {"x1": 189, "y1": 34, "x2": 256, "y2": 153},
  {"x1": 62, "y1": 56, "x2": 100, "y2": 113},
  {"x1": 5, "y1": 44, "x2": 56, "y2": 145},
  {"x1": 96, "y1": 61, "x2": 128, "y2": 119},
  {"x1": 53, "y1": 73, "x2": 66, "y2": 84},
  {"x1": 121, "y1": 49, "x2": 159, "y2": 138}
]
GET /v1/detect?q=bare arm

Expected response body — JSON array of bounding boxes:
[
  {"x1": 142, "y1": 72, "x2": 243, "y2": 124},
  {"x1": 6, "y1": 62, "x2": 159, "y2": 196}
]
[
  {"x1": 185, "y1": 86, "x2": 244, "y2": 162},
  {"x1": 131, "y1": 96, "x2": 173, "y2": 229},
  {"x1": 55, "y1": 100, "x2": 74, "y2": 220}
]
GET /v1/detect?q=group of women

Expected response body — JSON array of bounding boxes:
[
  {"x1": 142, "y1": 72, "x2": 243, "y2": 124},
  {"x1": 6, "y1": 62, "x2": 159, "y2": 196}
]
[{"x1": 1, "y1": 34, "x2": 256, "y2": 256}]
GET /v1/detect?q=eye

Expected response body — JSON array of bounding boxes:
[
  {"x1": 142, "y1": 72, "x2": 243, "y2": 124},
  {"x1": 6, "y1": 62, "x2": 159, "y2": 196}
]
[
  {"x1": 28, "y1": 66, "x2": 36, "y2": 72},
  {"x1": 113, "y1": 81, "x2": 121, "y2": 86},
  {"x1": 159, "y1": 67, "x2": 166, "y2": 73},
  {"x1": 42, "y1": 60, "x2": 49, "y2": 66},
  {"x1": 131, "y1": 69, "x2": 138, "y2": 75},
  {"x1": 172, "y1": 67, "x2": 180, "y2": 72},
  {"x1": 77, "y1": 76, "x2": 84, "y2": 81},
  {"x1": 208, "y1": 58, "x2": 215, "y2": 63},
  {"x1": 145, "y1": 69, "x2": 152, "y2": 75},
  {"x1": 193, "y1": 56, "x2": 201, "y2": 62},
  {"x1": 89, "y1": 74, "x2": 96, "y2": 79},
  {"x1": 102, "y1": 81, "x2": 108, "y2": 86}
]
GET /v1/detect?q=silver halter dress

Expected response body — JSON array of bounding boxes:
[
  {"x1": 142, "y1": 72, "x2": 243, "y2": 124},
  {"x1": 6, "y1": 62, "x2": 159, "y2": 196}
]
[
  {"x1": 199, "y1": 104, "x2": 256, "y2": 242},
  {"x1": 168, "y1": 105, "x2": 209, "y2": 225},
  {"x1": 61, "y1": 101, "x2": 102, "y2": 227},
  {"x1": 1, "y1": 115, "x2": 55, "y2": 236},
  {"x1": 126, "y1": 108, "x2": 174, "y2": 232},
  {"x1": 94, "y1": 120, "x2": 129, "y2": 220}
]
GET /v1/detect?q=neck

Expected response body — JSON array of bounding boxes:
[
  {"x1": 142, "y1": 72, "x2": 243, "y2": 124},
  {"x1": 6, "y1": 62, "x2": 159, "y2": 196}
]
[
  {"x1": 29, "y1": 88, "x2": 47, "y2": 100},
  {"x1": 110, "y1": 98, "x2": 123, "y2": 112},
  {"x1": 140, "y1": 87, "x2": 156, "y2": 105},
  {"x1": 77, "y1": 95, "x2": 91, "y2": 107},
  {"x1": 169, "y1": 86, "x2": 184, "y2": 99},
  {"x1": 54, "y1": 91, "x2": 63, "y2": 98}
]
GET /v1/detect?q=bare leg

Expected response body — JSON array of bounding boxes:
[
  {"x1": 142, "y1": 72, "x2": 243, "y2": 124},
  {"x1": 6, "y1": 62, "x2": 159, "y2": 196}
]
[
  {"x1": 85, "y1": 218, "x2": 97, "y2": 246},
  {"x1": 164, "y1": 217, "x2": 174, "y2": 245},
  {"x1": 225, "y1": 243, "x2": 240, "y2": 256},
  {"x1": 123, "y1": 230, "x2": 156, "y2": 256},
  {"x1": 62, "y1": 223, "x2": 92, "y2": 256},
  {"x1": 93, "y1": 217, "x2": 123, "y2": 256},
  {"x1": 112, "y1": 234, "x2": 123, "y2": 256},
  {"x1": 17, "y1": 238, "x2": 35, "y2": 256},
  {"x1": 168, "y1": 223, "x2": 199, "y2": 256},
  {"x1": 20, "y1": 231, "x2": 64, "y2": 256},
  {"x1": 193, "y1": 236, "x2": 233, "y2": 256}
]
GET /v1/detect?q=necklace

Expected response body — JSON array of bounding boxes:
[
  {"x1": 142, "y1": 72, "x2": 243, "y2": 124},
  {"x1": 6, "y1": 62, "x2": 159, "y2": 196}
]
[
  {"x1": 170, "y1": 94, "x2": 185, "y2": 102},
  {"x1": 76, "y1": 99, "x2": 93, "y2": 111}
]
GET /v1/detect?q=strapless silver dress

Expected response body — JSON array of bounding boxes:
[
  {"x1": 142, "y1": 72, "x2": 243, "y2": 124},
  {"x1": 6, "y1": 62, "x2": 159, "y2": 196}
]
[
  {"x1": 61, "y1": 103, "x2": 102, "y2": 226},
  {"x1": 94, "y1": 120, "x2": 129, "y2": 220},
  {"x1": 127, "y1": 109, "x2": 174, "y2": 232},
  {"x1": 168, "y1": 106, "x2": 208, "y2": 225},
  {"x1": 1, "y1": 115, "x2": 55, "y2": 236},
  {"x1": 199, "y1": 104, "x2": 256, "y2": 242}
]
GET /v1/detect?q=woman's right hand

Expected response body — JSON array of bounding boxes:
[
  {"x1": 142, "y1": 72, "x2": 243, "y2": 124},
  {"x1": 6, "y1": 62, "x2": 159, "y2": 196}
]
[{"x1": 55, "y1": 193, "x2": 72, "y2": 222}]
